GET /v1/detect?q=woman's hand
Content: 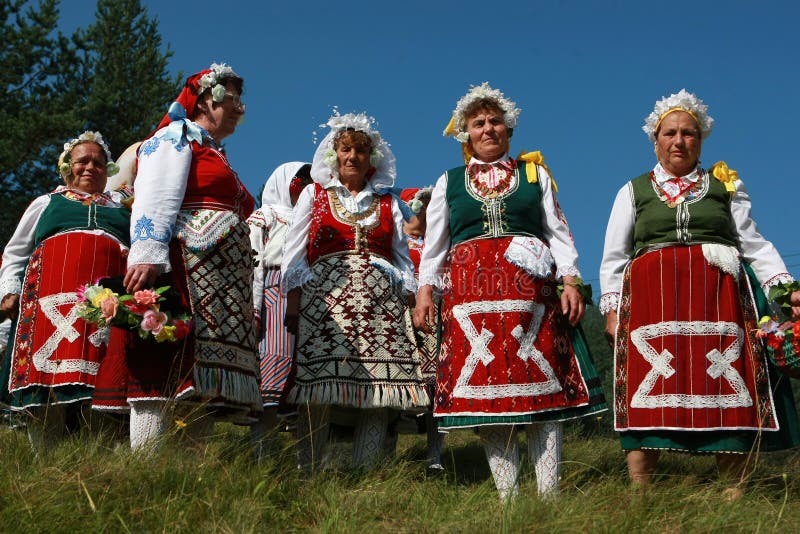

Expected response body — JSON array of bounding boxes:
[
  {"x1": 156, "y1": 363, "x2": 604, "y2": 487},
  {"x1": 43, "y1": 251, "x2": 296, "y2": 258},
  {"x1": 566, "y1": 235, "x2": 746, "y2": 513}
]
[
  {"x1": 284, "y1": 288, "x2": 301, "y2": 336},
  {"x1": 1, "y1": 294, "x2": 20, "y2": 321},
  {"x1": 790, "y1": 290, "x2": 800, "y2": 320},
  {"x1": 413, "y1": 285, "x2": 436, "y2": 334},
  {"x1": 560, "y1": 276, "x2": 585, "y2": 326},
  {"x1": 123, "y1": 264, "x2": 160, "y2": 293},
  {"x1": 605, "y1": 311, "x2": 618, "y2": 347}
]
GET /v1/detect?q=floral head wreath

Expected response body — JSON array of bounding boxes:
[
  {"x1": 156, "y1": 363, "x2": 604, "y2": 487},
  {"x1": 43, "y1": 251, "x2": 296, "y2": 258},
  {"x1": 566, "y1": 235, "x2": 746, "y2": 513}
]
[
  {"x1": 57, "y1": 131, "x2": 119, "y2": 180},
  {"x1": 197, "y1": 62, "x2": 240, "y2": 104},
  {"x1": 443, "y1": 82, "x2": 521, "y2": 144},
  {"x1": 643, "y1": 89, "x2": 714, "y2": 143},
  {"x1": 310, "y1": 111, "x2": 397, "y2": 193}
]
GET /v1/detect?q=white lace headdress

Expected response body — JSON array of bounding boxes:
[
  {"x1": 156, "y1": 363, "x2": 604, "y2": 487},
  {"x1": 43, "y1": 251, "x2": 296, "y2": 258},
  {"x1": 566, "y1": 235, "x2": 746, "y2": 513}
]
[
  {"x1": 311, "y1": 112, "x2": 397, "y2": 193},
  {"x1": 643, "y1": 89, "x2": 714, "y2": 142},
  {"x1": 443, "y1": 82, "x2": 521, "y2": 143},
  {"x1": 57, "y1": 130, "x2": 119, "y2": 179}
]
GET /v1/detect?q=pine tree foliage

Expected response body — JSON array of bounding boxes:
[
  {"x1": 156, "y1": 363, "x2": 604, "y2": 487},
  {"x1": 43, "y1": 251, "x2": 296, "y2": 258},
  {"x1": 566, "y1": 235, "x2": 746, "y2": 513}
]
[
  {"x1": 74, "y1": 0, "x2": 181, "y2": 157},
  {"x1": 0, "y1": 0, "x2": 80, "y2": 248}
]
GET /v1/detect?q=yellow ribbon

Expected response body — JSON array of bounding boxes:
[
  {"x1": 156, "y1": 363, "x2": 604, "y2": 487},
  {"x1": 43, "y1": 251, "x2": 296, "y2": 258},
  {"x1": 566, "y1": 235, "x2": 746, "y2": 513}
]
[
  {"x1": 517, "y1": 150, "x2": 558, "y2": 192},
  {"x1": 710, "y1": 160, "x2": 738, "y2": 195},
  {"x1": 443, "y1": 115, "x2": 457, "y2": 137}
]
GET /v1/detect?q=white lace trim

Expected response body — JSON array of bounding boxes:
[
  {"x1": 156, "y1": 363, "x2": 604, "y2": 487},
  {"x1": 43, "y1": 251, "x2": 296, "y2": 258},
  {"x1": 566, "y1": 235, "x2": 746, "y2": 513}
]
[
  {"x1": 701, "y1": 244, "x2": 741, "y2": 276},
  {"x1": 598, "y1": 293, "x2": 620, "y2": 316},
  {"x1": 763, "y1": 272, "x2": 794, "y2": 290},
  {"x1": 418, "y1": 271, "x2": 446, "y2": 290},
  {"x1": 629, "y1": 320, "x2": 752, "y2": 409},
  {"x1": 503, "y1": 236, "x2": 554, "y2": 279},
  {"x1": 369, "y1": 256, "x2": 417, "y2": 294},
  {"x1": 128, "y1": 240, "x2": 171, "y2": 271},
  {"x1": 174, "y1": 209, "x2": 239, "y2": 252},
  {"x1": 555, "y1": 265, "x2": 581, "y2": 279},
  {"x1": 0, "y1": 277, "x2": 22, "y2": 297},
  {"x1": 282, "y1": 266, "x2": 314, "y2": 294}
]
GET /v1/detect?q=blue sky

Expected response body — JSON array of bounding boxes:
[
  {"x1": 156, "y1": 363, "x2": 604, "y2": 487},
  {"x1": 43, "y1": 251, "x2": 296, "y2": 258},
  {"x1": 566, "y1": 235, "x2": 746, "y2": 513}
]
[{"x1": 60, "y1": 0, "x2": 800, "y2": 288}]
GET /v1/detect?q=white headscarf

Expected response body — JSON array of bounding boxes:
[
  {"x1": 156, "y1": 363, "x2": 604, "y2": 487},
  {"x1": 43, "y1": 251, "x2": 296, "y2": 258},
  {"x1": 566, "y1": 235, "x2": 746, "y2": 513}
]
[
  {"x1": 310, "y1": 112, "x2": 397, "y2": 194},
  {"x1": 261, "y1": 161, "x2": 308, "y2": 218}
]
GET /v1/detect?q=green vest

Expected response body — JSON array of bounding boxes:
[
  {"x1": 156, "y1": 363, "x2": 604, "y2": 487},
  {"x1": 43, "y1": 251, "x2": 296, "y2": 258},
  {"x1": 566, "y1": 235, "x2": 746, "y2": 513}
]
[
  {"x1": 34, "y1": 193, "x2": 131, "y2": 246},
  {"x1": 630, "y1": 170, "x2": 737, "y2": 254},
  {"x1": 446, "y1": 160, "x2": 544, "y2": 245}
]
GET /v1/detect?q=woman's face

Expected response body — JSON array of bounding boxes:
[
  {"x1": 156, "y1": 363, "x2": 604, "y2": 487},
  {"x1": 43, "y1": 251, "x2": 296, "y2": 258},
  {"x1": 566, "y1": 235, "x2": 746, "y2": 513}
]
[
  {"x1": 199, "y1": 79, "x2": 244, "y2": 141},
  {"x1": 68, "y1": 142, "x2": 108, "y2": 193},
  {"x1": 466, "y1": 108, "x2": 509, "y2": 162},
  {"x1": 655, "y1": 111, "x2": 702, "y2": 176},
  {"x1": 336, "y1": 137, "x2": 372, "y2": 186}
]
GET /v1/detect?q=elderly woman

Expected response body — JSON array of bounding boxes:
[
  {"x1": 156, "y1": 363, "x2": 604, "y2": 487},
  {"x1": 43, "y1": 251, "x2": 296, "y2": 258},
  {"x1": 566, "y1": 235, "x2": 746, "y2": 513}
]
[
  {"x1": 414, "y1": 84, "x2": 606, "y2": 500},
  {"x1": 599, "y1": 89, "x2": 800, "y2": 489},
  {"x1": 282, "y1": 113, "x2": 429, "y2": 471},
  {"x1": 247, "y1": 161, "x2": 311, "y2": 455},
  {"x1": 0, "y1": 131, "x2": 129, "y2": 448},
  {"x1": 122, "y1": 63, "x2": 261, "y2": 451}
]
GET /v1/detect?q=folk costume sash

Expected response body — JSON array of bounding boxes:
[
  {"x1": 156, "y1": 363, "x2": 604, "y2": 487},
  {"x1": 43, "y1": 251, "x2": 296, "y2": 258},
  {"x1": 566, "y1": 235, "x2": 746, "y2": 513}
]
[{"x1": 614, "y1": 244, "x2": 777, "y2": 431}]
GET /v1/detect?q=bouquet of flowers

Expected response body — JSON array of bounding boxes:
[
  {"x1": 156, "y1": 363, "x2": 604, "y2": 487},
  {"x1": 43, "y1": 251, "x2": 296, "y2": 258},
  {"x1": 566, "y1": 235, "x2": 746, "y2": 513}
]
[
  {"x1": 757, "y1": 317, "x2": 800, "y2": 378},
  {"x1": 758, "y1": 281, "x2": 800, "y2": 378},
  {"x1": 77, "y1": 277, "x2": 192, "y2": 343}
]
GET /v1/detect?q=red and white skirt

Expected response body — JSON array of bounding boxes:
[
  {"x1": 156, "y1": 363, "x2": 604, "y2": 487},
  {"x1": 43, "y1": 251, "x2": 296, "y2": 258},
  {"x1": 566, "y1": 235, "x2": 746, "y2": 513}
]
[
  {"x1": 8, "y1": 232, "x2": 128, "y2": 407},
  {"x1": 435, "y1": 237, "x2": 591, "y2": 419},
  {"x1": 614, "y1": 244, "x2": 777, "y2": 432}
]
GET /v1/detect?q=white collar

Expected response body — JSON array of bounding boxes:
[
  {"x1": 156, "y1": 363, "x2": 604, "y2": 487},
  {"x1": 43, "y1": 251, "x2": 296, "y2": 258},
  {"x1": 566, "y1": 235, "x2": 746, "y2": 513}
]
[{"x1": 653, "y1": 161, "x2": 702, "y2": 185}]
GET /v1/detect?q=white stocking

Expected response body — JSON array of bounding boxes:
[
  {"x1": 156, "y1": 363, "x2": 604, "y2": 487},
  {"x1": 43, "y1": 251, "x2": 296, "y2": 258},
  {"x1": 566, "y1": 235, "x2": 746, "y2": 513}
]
[
  {"x1": 353, "y1": 408, "x2": 388, "y2": 470},
  {"x1": 526, "y1": 421, "x2": 562, "y2": 497},
  {"x1": 425, "y1": 413, "x2": 445, "y2": 469},
  {"x1": 296, "y1": 403, "x2": 330, "y2": 473},
  {"x1": 480, "y1": 425, "x2": 520, "y2": 501},
  {"x1": 129, "y1": 401, "x2": 168, "y2": 454}
]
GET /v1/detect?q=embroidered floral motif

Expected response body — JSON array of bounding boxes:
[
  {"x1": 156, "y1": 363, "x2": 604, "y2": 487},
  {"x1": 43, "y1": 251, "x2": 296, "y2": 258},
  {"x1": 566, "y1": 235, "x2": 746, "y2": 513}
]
[
  {"x1": 139, "y1": 137, "x2": 160, "y2": 157},
  {"x1": 131, "y1": 215, "x2": 170, "y2": 243}
]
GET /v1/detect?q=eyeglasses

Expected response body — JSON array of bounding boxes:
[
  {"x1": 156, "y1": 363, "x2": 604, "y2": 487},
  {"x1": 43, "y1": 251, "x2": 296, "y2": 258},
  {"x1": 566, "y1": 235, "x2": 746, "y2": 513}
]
[
  {"x1": 223, "y1": 92, "x2": 246, "y2": 112},
  {"x1": 71, "y1": 157, "x2": 107, "y2": 169}
]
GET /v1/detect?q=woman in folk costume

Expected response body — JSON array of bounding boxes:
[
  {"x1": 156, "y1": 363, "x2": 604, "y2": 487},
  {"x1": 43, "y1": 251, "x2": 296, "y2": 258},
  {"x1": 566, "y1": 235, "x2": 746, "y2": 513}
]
[
  {"x1": 599, "y1": 90, "x2": 800, "y2": 491},
  {"x1": 247, "y1": 161, "x2": 311, "y2": 455},
  {"x1": 0, "y1": 131, "x2": 130, "y2": 449},
  {"x1": 122, "y1": 62, "x2": 261, "y2": 451},
  {"x1": 282, "y1": 112, "x2": 429, "y2": 471},
  {"x1": 399, "y1": 186, "x2": 446, "y2": 471},
  {"x1": 414, "y1": 83, "x2": 606, "y2": 500}
]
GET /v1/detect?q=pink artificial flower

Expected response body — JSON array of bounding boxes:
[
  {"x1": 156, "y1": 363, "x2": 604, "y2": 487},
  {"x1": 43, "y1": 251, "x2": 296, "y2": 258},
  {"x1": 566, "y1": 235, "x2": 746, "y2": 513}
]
[
  {"x1": 99, "y1": 294, "x2": 119, "y2": 321},
  {"x1": 133, "y1": 289, "x2": 160, "y2": 306},
  {"x1": 140, "y1": 309, "x2": 168, "y2": 335}
]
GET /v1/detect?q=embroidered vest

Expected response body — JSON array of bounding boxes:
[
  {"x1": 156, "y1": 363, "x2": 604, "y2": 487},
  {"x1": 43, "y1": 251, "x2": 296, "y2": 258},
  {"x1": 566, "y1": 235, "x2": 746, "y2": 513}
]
[
  {"x1": 35, "y1": 193, "x2": 131, "y2": 246},
  {"x1": 630, "y1": 170, "x2": 737, "y2": 254},
  {"x1": 181, "y1": 142, "x2": 255, "y2": 220},
  {"x1": 307, "y1": 184, "x2": 394, "y2": 265},
  {"x1": 445, "y1": 161, "x2": 544, "y2": 245}
]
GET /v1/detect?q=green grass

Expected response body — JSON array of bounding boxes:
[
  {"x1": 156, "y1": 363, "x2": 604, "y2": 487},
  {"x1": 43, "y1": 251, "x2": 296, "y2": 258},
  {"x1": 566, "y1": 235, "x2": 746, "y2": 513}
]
[{"x1": 2, "y1": 422, "x2": 800, "y2": 532}]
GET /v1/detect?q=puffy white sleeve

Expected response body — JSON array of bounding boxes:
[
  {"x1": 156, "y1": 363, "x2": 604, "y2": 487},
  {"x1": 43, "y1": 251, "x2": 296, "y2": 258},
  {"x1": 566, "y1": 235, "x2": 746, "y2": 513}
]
[
  {"x1": 0, "y1": 195, "x2": 51, "y2": 297},
  {"x1": 248, "y1": 209, "x2": 269, "y2": 314},
  {"x1": 598, "y1": 183, "x2": 635, "y2": 315},
  {"x1": 280, "y1": 185, "x2": 315, "y2": 293},
  {"x1": 537, "y1": 166, "x2": 581, "y2": 280},
  {"x1": 128, "y1": 133, "x2": 192, "y2": 271},
  {"x1": 418, "y1": 172, "x2": 450, "y2": 289},
  {"x1": 730, "y1": 178, "x2": 793, "y2": 289},
  {"x1": 390, "y1": 196, "x2": 417, "y2": 294}
]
